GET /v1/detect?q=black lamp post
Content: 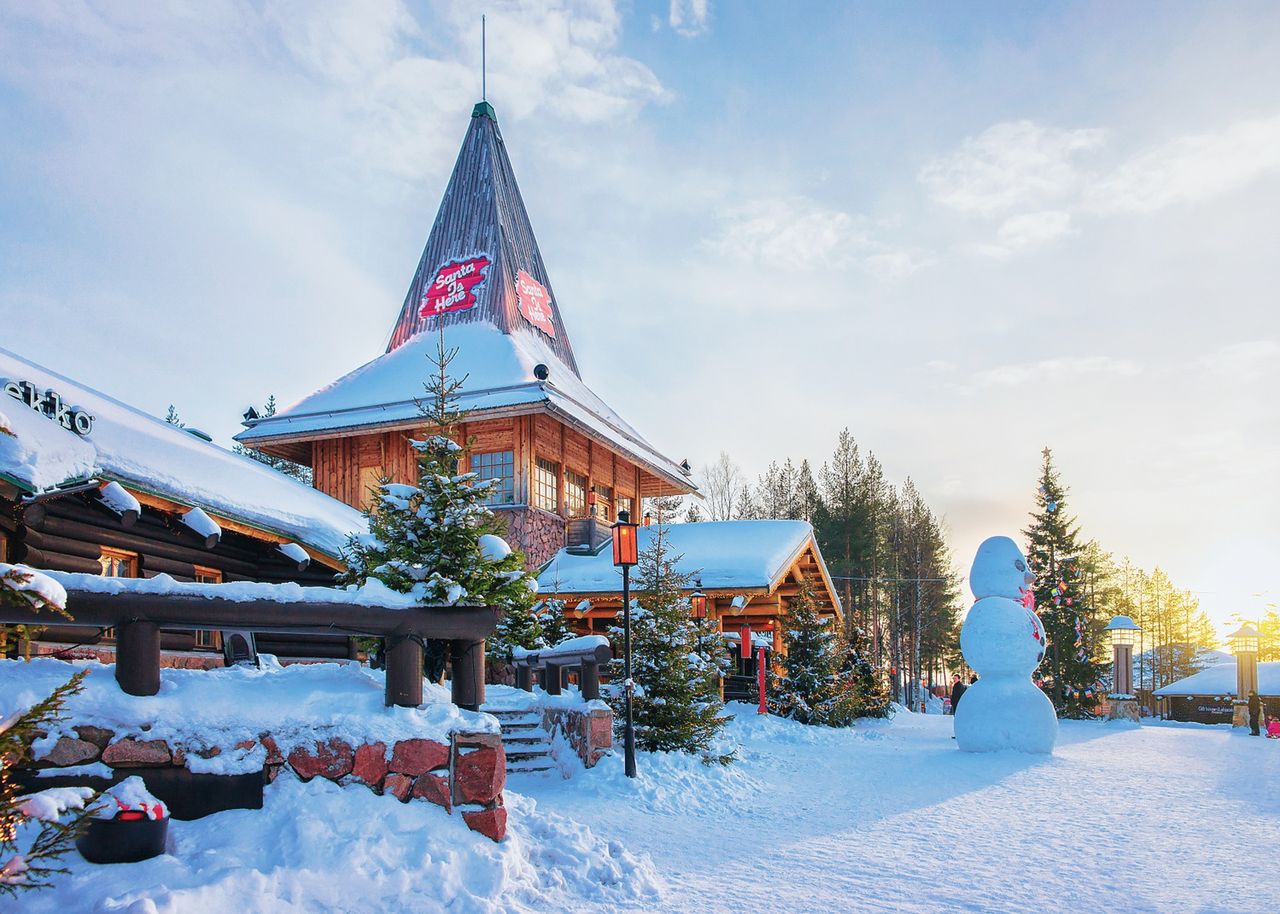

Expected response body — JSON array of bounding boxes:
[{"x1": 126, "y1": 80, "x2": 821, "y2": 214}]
[{"x1": 612, "y1": 509, "x2": 639, "y2": 778}]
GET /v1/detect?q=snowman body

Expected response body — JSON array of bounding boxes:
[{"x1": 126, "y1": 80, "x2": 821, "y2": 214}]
[{"x1": 955, "y1": 536, "x2": 1058, "y2": 754}]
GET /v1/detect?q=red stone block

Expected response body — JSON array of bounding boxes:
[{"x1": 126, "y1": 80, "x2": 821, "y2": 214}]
[
  {"x1": 40, "y1": 737, "x2": 99, "y2": 767},
  {"x1": 389, "y1": 738, "x2": 449, "y2": 776},
  {"x1": 383, "y1": 773, "x2": 413, "y2": 801},
  {"x1": 453, "y1": 746, "x2": 505, "y2": 805},
  {"x1": 235, "y1": 738, "x2": 257, "y2": 752},
  {"x1": 352, "y1": 742, "x2": 388, "y2": 786},
  {"x1": 260, "y1": 734, "x2": 284, "y2": 766},
  {"x1": 102, "y1": 738, "x2": 172, "y2": 768},
  {"x1": 412, "y1": 773, "x2": 452, "y2": 811},
  {"x1": 589, "y1": 713, "x2": 613, "y2": 749},
  {"x1": 287, "y1": 738, "x2": 354, "y2": 781},
  {"x1": 462, "y1": 806, "x2": 507, "y2": 842}
]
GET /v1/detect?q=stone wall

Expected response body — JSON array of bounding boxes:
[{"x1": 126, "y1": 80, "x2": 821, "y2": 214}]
[
  {"x1": 494, "y1": 506, "x2": 566, "y2": 570},
  {"x1": 30, "y1": 726, "x2": 508, "y2": 841},
  {"x1": 541, "y1": 705, "x2": 613, "y2": 768}
]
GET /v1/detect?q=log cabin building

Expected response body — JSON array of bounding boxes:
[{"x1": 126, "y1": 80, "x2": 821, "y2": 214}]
[
  {"x1": 234, "y1": 101, "x2": 696, "y2": 570},
  {"x1": 536, "y1": 520, "x2": 843, "y2": 693},
  {"x1": 0, "y1": 346, "x2": 366, "y2": 662}
]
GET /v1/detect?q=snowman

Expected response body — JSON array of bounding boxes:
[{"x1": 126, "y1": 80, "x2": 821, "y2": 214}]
[{"x1": 954, "y1": 535, "x2": 1058, "y2": 754}]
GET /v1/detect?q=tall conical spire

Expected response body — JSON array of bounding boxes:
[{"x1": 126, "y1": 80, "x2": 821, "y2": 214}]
[{"x1": 385, "y1": 103, "x2": 580, "y2": 376}]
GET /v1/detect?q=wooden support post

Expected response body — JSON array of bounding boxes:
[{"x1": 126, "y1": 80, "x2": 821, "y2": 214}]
[
  {"x1": 580, "y1": 659, "x2": 600, "y2": 700},
  {"x1": 516, "y1": 664, "x2": 533, "y2": 692},
  {"x1": 544, "y1": 662, "x2": 563, "y2": 696},
  {"x1": 115, "y1": 619, "x2": 160, "y2": 697},
  {"x1": 385, "y1": 635, "x2": 423, "y2": 708},
  {"x1": 451, "y1": 639, "x2": 485, "y2": 711},
  {"x1": 346, "y1": 637, "x2": 360, "y2": 661}
]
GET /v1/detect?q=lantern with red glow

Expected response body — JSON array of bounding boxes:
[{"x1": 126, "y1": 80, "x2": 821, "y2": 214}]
[
  {"x1": 612, "y1": 510, "x2": 638, "y2": 567},
  {"x1": 587, "y1": 489, "x2": 598, "y2": 516},
  {"x1": 690, "y1": 590, "x2": 708, "y2": 619},
  {"x1": 642, "y1": 511, "x2": 653, "y2": 527}
]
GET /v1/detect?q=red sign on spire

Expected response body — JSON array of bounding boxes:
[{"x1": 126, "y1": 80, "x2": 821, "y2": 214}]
[
  {"x1": 516, "y1": 270, "x2": 556, "y2": 338},
  {"x1": 419, "y1": 255, "x2": 492, "y2": 319}
]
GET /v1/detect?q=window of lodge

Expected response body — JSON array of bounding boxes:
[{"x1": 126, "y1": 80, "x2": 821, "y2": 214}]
[
  {"x1": 565, "y1": 470, "x2": 587, "y2": 517},
  {"x1": 592, "y1": 484, "x2": 614, "y2": 520},
  {"x1": 194, "y1": 567, "x2": 223, "y2": 650},
  {"x1": 617, "y1": 495, "x2": 634, "y2": 520},
  {"x1": 472, "y1": 450, "x2": 514, "y2": 505},
  {"x1": 99, "y1": 548, "x2": 137, "y2": 578},
  {"x1": 534, "y1": 458, "x2": 560, "y2": 512}
]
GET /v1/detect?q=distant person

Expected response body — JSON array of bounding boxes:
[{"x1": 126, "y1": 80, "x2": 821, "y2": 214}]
[
  {"x1": 1248, "y1": 690, "x2": 1262, "y2": 736},
  {"x1": 1267, "y1": 716, "x2": 1280, "y2": 739},
  {"x1": 950, "y1": 674, "x2": 967, "y2": 715}
]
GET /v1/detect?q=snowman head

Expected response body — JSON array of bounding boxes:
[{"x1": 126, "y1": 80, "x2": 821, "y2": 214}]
[{"x1": 970, "y1": 535, "x2": 1035, "y2": 602}]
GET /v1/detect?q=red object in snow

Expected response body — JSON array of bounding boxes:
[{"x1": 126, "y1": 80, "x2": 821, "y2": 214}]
[
  {"x1": 418, "y1": 255, "x2": 492, "y2": 318},
  {"x1": 516, "y1": 270, "x2": 556, "y2": 338},
  {"x1": 757, "y1": 647, "x2": 768, "y2": 715},
  {"x1": 117, "y1": 809, "x2": 146, "y2": 821}
]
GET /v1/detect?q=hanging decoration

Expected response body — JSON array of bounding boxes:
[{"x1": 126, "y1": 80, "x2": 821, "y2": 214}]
[{"x1": 515, "y1": 269, "x2": 557, "y2": 339}]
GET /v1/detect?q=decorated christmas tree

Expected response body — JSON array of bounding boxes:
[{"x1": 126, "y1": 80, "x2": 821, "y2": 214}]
[
  {"x1": 1023, "y1": 448, "x2": 1107, "y2": 718},
  {"x1": 610, "y1": 524, "x2": 731, "y2": 760},
  {"x1": 535, "y1": 596, "x2": 575, "y2": 649},
  {"x1": 341, "y1": 329, "x2": 539, "y2": 670}
]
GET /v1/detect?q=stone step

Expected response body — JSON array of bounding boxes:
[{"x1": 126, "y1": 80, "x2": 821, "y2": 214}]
[
  {"x1": 505, "y1": 746, "x2": 553, "y2": 763},
  {"x1": 508, "y1": 762, "x2": 556, "y2": 774},
  {"x1": 499, "y1": 720, "x2": 542, "y2": 732},
  {"x1": 501, "y1": 732, "x2": 549, "y2": 745}
]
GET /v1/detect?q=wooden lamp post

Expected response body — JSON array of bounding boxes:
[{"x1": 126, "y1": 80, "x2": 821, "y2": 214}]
[
  {"x1": 1228, "y1": 623, "x2": 1261, "y2": 729},
  {"x1": 1104, "y1": 615, "x2": 1141, "y2": 722},
  {"x1": 612, "y1": 509, "x2": 639, "y2": 778}
]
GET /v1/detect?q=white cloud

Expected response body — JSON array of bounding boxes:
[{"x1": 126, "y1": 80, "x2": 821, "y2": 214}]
[
  {"x1": 669, "y1": 0, "x2": 711, "y2": 37},
  {"x1": 1199, "y1": 340, "x2": 1280, "y2": 379},
  {"x1": 918, "y1": 120, "x2": 1106, "y2": 217},
  {"x1": 969, "y1": 356, "x2": 1141, "y2": 389},
  {"x1": 707, "y1": 196, "x2": 860, "y2": 271},
  {"x1": 1087, "y1": 114, "x2": 1280, "y2": 215}
]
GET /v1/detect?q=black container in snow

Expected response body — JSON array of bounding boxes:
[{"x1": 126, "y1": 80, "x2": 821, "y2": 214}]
[{"x1": 76, "y1": 813, "x2": 169, "y2": 864}]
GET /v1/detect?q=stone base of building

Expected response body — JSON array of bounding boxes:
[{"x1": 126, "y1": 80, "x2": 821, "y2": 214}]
[
  {"x1": 1106, "y1": 696, "x2": 1141, "y2": 723},
  {"x1": 1232, "y1": 701, "x2": 1251, "y2": 728},
  {"x1": 493, "y1": 505, "x2": 568, "y2": 570},
  {"x1": 541, "y1": 704, "x2": 613, "y2": 768},
  {"x1": 28, "y1": 724, "x2": 507, "y2": 841}
]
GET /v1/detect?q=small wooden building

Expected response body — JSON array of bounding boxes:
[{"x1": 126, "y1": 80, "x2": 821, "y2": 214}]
[
  {"x1": 234, "y1": 101, "x2": 695, "y2": 569},
  {"x1": 1153, "y1": 660, "x2": 1280, "y2": 723},
  {"x1": 536, "y1": 520, "x2": 842, "y2": 689},
  {"x1": 0, "y1": 347, "x2": 366, "y2": 662}
]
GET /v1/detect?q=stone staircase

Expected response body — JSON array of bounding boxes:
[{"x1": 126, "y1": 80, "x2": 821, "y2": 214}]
[{"x1": 487, "y1": 708, "x2": 556, "y2": 775}]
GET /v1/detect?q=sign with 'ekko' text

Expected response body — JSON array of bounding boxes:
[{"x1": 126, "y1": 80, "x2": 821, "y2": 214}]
[
  {"x1": 418, "y1": 255, "x2": 492, "y2": 319},
  {"x1": 4, "y1": 379, "x2": 95, "y2": 436},
  {"x1": 516, "y1": 270, "x2": 556, "y2": 338}
]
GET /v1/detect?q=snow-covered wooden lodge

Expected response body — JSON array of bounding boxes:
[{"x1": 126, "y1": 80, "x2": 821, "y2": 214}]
[
  {"x1": 234, "y1": 101, "x2": 695, "y2": 570},
  {"x1": 537, "y1": 520, "x2": 842, "y2": 689},
  {"x1": 1153, "y1": 660, "x2": 1280, "y2": 723},
  {"x1": 0, "y1": 347, "x2": 366, "y2": 661}
]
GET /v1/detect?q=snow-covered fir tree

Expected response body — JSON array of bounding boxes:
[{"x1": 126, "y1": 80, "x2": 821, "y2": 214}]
[
  {"x1": 836, "y1": 623, "x2": 893, "y2": 719},
  {"x1": 163, "y1": 405, "x2": 183, "y2": 427},
  {"x1": 535, "y1": 596, "x2": 575, "y2": 648},
  {"x1": 233, "y1": 395, "x2": 313, "y2": 485},
  {"x1": 1024, "y1": 447, "x2": 1106, "y2": 718},
  {"x1": 340, "y1": 330, "x2": 539, "y2": 668},
  {"x1": 610, "y1": 523, "x2": 731, "y2": 760},
  {"x1": 1, "y1": 567, "x2": 96, "y2": 896},
  {"x1": 769, "y1": 580, "x2": 889, "y2": 725}
]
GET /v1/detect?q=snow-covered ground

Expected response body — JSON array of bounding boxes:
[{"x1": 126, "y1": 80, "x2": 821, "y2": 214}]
[{"x1": 18, "y1": 704, "x2": 1279, "y2": 913}]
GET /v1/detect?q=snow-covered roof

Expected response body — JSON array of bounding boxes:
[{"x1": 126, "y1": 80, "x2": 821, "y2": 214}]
[
  {"x1": 0, "y1": 347, "x2": 365, "y2": 561},
  {"x1": 1153, "y1": 660, "x2": 1280, "y2": 697},
  {"x1": 236, "y1": 322, "x2": 692, "y2": 492},
  {"x1": 538, "y1": 520, "x2": 834, "y2": 604},
  {"x1": 234, "y1": 102, "x2": 692, "y2": 497}
]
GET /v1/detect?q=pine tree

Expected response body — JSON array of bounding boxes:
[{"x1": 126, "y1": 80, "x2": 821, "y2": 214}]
[
  {"x1": 1023, "y1": 448, "x2": 1107, "y2": 718},
  {"x1": 1, "y1": 568, "x2": 96, "y2": 896},
  {"x1": 163, "y1": 405, "x2": 183, "y2": 427},
  {"x1": 233, "y1": 395, "x2": 313, "y2": 485},
  {"x1": 836, "y1": 623, "x2": 894, "y2": 720},
  {"x1": 535, "y1": 596, "x2": 575, "y2": 648},
  {"x1": 769, "y1": 581, "x2": 844, "y2": 724},
  {"x1": 609, "y1": 523, "x2": 730, "y2": 760},
  {"x1": 340, "y1": 330, "x2": 538, "y2": 669}
]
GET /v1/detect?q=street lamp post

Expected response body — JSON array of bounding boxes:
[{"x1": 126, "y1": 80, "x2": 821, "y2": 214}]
[
  {"x1": 612, "y1": 510, "x2": 639, "y2": 778},
  {"x1": 1104, "y1": 615, "x2": 1141, "y2": 722},
  {"x1": 1228, "y1": 623, "x2": 1261, "y2": 730}
]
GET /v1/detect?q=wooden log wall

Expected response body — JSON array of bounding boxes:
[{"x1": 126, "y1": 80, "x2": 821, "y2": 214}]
[
  {"x1": 3, "y1": 490, "x2": 344, "y2": 659},
  {"x1": 309, "y1": 413, "x2": 649, "y2": 528}
]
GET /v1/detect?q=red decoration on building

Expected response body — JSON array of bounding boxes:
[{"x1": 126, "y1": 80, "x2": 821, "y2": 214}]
[
  {"x1": 516, "y1": 269, "x2": 556, "y2": 338},
  {"x1": 419, "y1": 255, "x2": 492, "y2": 319}
]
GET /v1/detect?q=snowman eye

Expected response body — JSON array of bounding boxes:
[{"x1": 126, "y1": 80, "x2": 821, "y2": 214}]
[{"x1": 1015, "y1": 560, "x2": 1026, "y2": 572}]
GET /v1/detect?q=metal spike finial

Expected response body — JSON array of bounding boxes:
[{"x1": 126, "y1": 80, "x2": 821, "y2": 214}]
[{"x1": 481, "y1": 14, "x2": 486, "y2": 101}]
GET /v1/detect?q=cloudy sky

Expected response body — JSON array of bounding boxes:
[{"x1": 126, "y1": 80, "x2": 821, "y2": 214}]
[{"x1": 2, "y1": 1, "x2": 1277, "y2": 629}]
